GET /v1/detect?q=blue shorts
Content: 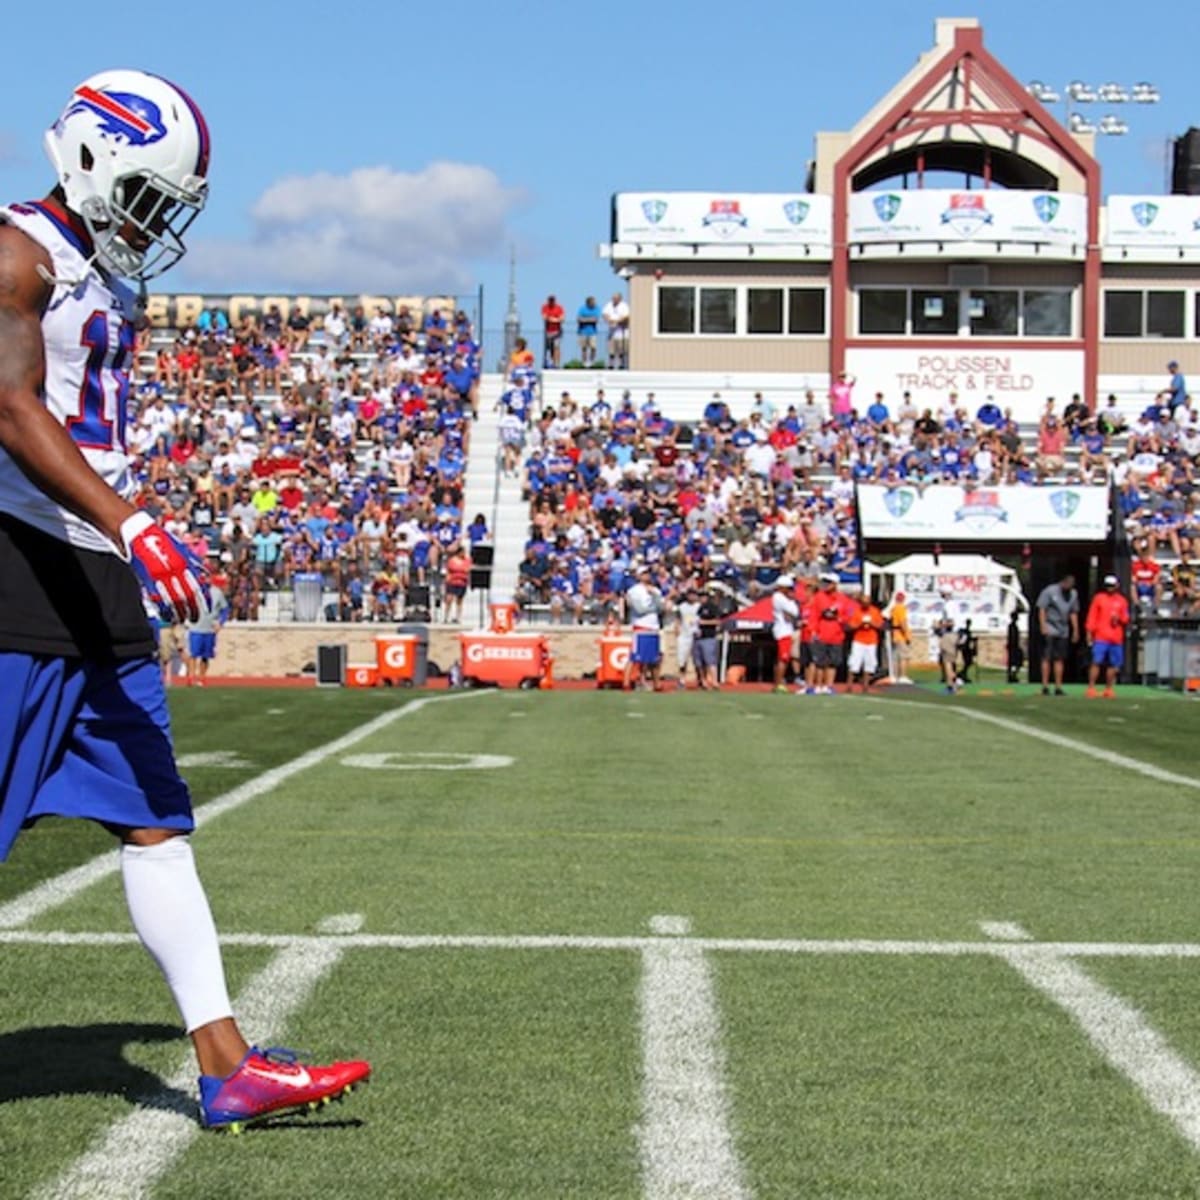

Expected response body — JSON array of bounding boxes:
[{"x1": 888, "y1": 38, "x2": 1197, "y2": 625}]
[
  {"x1": 0, "y1": 654, "x2": 193, "y2": 861},
  {"x1": 1091, "y1": 640, "x2": 1124, "y2": 669},
  {"x1": 188, "y1": 631, "x2": 217, "y2": 660},
  {"x1": 631, "y1": 631, "x2": 661, "y2": 665}
]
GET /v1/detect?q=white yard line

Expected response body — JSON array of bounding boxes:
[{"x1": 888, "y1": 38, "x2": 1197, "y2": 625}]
[
  {"x1": 638, "y1": 916, "x2": 752, "y2": 1200},
  {"x1": 983, "y1": 922, "x2": 1200, "y2": 1153},
  {"x1": 0, "y1": 690, "x2": 488, "y2": 930},
  {"x1": 10, "y1": 928, "x2": 1200, "y2": 958},
  {"x1": 978, "y1": 921, "x2": 1033, "y2": 941},
  {"x1": 32, "y1": 919, "x2": 355, "y2": 1200}
]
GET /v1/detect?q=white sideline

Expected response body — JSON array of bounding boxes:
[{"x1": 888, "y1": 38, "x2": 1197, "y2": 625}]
[
  {"x1": 951, "y1": 707, "x2": 1200, "y2": 791},
  {"x1": 12, "y1": 928, "x2": 1200, "y2": 958},
  {"x1": 638, "y1": 916, "x2": 751, "y2": 1200},
  {"x1": 861, "y1": 694, "x2": 1200, "y2": 792},
  {"x1": 32, "y1": 920, "x2": 354, "y2": 1200},
  {"x1": 0, "y1": 690, "x2": 488, "y2": 930},
  {"x1": 984, "y1": 922, "x2": 1200, "y2": 1152}
]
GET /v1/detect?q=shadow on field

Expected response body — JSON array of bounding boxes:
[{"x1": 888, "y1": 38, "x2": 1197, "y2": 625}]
[{"x1": 0, "y1": 1022, "x2": 191, "y2": 1112}]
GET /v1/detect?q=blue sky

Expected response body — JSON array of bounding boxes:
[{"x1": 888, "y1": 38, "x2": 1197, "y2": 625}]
[{"x1": 1, "y1": 0, "x2": 1192, "y2": 341}]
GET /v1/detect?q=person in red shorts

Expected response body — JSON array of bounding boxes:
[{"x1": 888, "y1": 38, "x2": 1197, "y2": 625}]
[
  {"x1": 1085, "y1": 574, "x2": 1130, "y2": 698},
  {"x1": 770, "y1": 574, "x2": 799, "y2": 693}
]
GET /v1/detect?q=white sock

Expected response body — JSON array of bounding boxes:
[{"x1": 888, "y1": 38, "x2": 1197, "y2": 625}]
[{"x1": 121, "y1": 837, "x2": 234, "y2": 1035}]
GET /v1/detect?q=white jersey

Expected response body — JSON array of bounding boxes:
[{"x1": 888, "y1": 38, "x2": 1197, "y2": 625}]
[{"x1": 0, "y1": 201, "x2": 139, "y2": 553}]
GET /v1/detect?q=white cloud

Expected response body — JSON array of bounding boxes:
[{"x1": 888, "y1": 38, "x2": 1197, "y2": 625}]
[{"x1": 185, "y1": 162, "x2": 522, "y2": 292}]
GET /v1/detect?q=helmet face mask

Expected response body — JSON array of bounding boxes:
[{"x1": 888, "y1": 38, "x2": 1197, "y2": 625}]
[{"x1": 45, "y1": 69, "x2": 209, "y2": 280}]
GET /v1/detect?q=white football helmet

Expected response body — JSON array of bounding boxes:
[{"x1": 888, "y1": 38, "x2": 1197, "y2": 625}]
[{"x1": 44, "y1": 69, "x2": 210, "y2": 280}]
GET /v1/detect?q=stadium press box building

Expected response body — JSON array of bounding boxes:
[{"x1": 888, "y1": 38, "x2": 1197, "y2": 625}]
[{"x1": 601, "y1": 17, "x2": 1198, "y2": 422}]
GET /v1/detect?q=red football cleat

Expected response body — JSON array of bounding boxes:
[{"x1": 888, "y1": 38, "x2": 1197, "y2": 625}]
[{"x1": 199, "y1": 1046, "x2": 371, "y2": 1131}]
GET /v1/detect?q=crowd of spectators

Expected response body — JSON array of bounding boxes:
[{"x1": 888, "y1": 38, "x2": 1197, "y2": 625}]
[
  {"x1": 505, "y1": 364, "x2": 1199, "y2": 624},
  {"x1": 127, "y1": 300, "x2": 488, "y2": 623}
]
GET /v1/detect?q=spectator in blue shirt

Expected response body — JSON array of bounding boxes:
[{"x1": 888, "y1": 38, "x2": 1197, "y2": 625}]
[
  {"x1": 1160, "y1": 360, "x2": 1187, "y2": 413},
  {"x1": 577, "y1": 296, "x2": 601, "y2": 366}
]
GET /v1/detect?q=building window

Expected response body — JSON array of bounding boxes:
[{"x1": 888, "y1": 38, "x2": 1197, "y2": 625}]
[
  {"x1": 912, "y1": 289, "x2": 959, "y2": 335},
  {"x1": 654, "y1": 284, "x2": 827, "y2": 337},
  {"x1": 1104, "y1": 289, "x2": 1186, "y2": 338},
  {"x1": 1147, "y1": 291, "x2": 1185, "y2": 339},
  {"x1": 969, "y1": 290, "x2": 1019, "y2": 336},
  {"x1": 747, "y1": 288, "x2": 784, "y2": 334},
  {"x1": 1023, "y1": 290, "x2": 1072, "y2": 337},
  {"x1": 856, "y1": 286, "x2": 1073, "y2": 338},
  {"x1": 698, "y1": 288, "x2": 737, "y2": 335},
  {"x1": 788, "y1": 288, "x2": 825, "y2": 334},
  {"x1": 1103, "y1": 291, "x2": 1141, "y2": 338},
  {"x1": 860, "y1": 289, "x2": 907, "y2": 334},
  {"x1": 657, "y1": 287, "x2": 695, "y2": 334}
]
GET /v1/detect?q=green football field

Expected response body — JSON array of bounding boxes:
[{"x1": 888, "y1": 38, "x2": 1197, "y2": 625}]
[{"x1": 3, "y1": 684, "x2": 1200, "y2": 1199}]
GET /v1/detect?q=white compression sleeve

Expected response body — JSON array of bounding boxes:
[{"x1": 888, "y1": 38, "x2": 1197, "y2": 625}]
[{"x1": 120, "y1": 837, "x2": 234, "y2": 1034}]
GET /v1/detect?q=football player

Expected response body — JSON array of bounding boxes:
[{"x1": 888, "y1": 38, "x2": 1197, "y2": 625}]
[{"x1": 0, "y1": 69, "x2": 369, "y2": 1130}]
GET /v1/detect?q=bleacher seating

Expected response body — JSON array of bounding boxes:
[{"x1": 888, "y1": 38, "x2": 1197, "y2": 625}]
[{"x1": 130, "y1": 298, "x2": 485, "y2": 624}]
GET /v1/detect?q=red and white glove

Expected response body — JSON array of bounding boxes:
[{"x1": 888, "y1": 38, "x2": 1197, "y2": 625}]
[{"x1": 120, "y1": 511, "x2": 212, "y2": 623}]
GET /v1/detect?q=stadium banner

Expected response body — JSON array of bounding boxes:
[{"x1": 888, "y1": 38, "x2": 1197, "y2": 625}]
[
  {"x1": 847, "y1": 189, "x2": 1086, "y2": 248},
  {"x1": 1104, "y1": 196, "x2": 1200, "y2": 247},
  {"x1": 613, "y1": 193, "x2": 833, "y2": 246},
  {"x1": 857, "y1": 484, "x2": 1110, "y2": 542},
  {"x1": 845, "y1": 346, "x2": 1084, "y2": 424},
  {"x1": 143, "y1": 293, "x2": 460, "y2": 329},
  {"x1": 897, "y1": 571, "x2": 1009, "y2": 634}
]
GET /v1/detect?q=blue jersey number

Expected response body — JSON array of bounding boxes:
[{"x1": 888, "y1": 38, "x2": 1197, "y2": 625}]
[{"x1": 67, "y1": 310, "x2": 133, "y2": 451}]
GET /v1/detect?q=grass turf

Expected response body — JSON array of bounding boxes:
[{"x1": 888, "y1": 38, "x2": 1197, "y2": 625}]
[{"x1": 2, "y1": 686, "x2": 1200, "y2": 1197}]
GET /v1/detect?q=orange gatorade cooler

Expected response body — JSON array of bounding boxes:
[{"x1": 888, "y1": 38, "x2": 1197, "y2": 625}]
[
  {"x1": 346, "y1": 663, "x2": 379, "y2": 688},
  {"x1": 597, "y1": 635, "x2": 632, "y2": 688},
  {"x1": 489, "y1": 601, "x2": 517, "y2": 634},
  {"x1": 376, "y1": 635, "x2": 417, "y2": 685}
]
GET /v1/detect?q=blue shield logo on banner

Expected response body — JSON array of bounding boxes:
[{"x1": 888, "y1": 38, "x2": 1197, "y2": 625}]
[
  {"x1": 883, "y1": 488, "x2": 914, "y2": 518},
  {"x1": 641, "y1": 199, "x2": 667, "y2": 225},
  {"x1": 1132, "y1": 201, "x2": 1158, "y2": 228},
  {"x1": 1050, "y1": 490, "x2": 1081, "y2": 520},
  {"x1": 1033, "y1": 194, "x2": 1059, "y2": 224},
  {"x1": 783, "y1": 199, "x2": 810, "y2": 226},
  {"x1": 873, "y1": 193, "x2": 901, "y2": 223}
]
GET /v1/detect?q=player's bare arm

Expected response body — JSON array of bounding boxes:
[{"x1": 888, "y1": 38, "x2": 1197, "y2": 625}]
[{"x1": 0, "y1": 223, "x2": 134, "y2": 545}]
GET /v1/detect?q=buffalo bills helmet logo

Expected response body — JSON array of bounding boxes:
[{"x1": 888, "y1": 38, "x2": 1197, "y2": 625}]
[{"x1": 61, "y1": 86, "x2": 168, "y2": 148}]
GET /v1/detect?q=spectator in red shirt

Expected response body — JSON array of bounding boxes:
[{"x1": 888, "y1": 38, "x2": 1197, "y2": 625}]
[
  {"x1": 805, "y1": 572, "x2": 855, "y2": 694},
  {"x1": 1085, "y1": 574, "x2": 1130, "y2": 698},
  {"x1": 541, "y1": 295, "x2": 565, "y2": 368},
  {"x1": 1130, "y1": 541, "x2": 1162, "y2": 615},
  {"x1": 1037, "y1": 413, "x2": 1067, "y2": 477}
]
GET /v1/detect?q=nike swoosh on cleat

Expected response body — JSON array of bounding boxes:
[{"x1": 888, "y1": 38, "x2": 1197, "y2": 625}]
[{"x1": 243, "y1": 1064, "x2": 313, "y2": 1089}]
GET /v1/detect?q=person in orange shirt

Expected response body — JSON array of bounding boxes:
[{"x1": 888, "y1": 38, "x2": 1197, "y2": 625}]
[
  {"x1": 848, "y1": 594, "x2": 885, "y2": 694},
  {"x1": 509, "y1": 336, "x2": 535, "y2": 372},
  {"x1": 1085, "y1": 573, "x2": 1130, "y2": 698},
  {"x1": 887, "y1": 589, "x2": 913, "y2": 684}
]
